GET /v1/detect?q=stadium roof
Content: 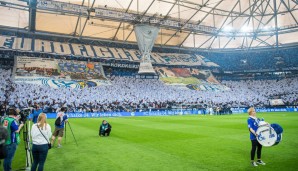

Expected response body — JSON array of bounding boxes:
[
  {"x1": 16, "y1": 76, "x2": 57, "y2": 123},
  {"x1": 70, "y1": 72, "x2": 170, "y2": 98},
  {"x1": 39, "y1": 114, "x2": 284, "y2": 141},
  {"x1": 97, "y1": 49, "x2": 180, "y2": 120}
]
[{"x1": 0, "y1": 0, "x2": 298, "y2": 50}]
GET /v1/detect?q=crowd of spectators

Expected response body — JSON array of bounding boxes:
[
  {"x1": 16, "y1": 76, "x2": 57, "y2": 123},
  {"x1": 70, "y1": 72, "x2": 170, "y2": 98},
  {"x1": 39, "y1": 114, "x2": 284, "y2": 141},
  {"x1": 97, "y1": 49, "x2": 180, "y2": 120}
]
[
  {"x1": 204, "y1": 47, "x2": 298, "y2": 71},
  {"x1": 1, "y1": 68, "x2": 297, "y2": 113}
]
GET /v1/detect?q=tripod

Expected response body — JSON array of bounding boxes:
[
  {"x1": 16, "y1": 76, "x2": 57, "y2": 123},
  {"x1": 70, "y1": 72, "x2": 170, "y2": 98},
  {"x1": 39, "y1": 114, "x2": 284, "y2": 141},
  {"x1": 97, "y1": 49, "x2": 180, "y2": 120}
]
[
  {"x1": 64, "y1": 122, "x2": 78, "y2": 146},
  {"x1": 16, "y1": 120, "x2": 32, "y2": 171}
]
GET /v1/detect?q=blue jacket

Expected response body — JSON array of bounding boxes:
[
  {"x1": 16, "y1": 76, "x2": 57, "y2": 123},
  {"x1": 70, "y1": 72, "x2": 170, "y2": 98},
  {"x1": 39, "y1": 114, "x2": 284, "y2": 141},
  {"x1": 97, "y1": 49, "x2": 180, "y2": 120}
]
[
  {"x1": 31, "y1": 109, "x2": 43, "y2": 123},
  {"x1": 56, "y1": 114, "x2": 68, "y2": 129},
  {"x1": 247, "y1": 116, "x2": 261, "y2": 140}
]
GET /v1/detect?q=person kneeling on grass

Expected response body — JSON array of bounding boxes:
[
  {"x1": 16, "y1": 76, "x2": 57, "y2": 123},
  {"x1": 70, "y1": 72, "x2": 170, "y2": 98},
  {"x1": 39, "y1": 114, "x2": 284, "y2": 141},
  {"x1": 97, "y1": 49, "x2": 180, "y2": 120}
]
[{"x1": 99, "y1": 120, "x2": 112, "y2": 137}]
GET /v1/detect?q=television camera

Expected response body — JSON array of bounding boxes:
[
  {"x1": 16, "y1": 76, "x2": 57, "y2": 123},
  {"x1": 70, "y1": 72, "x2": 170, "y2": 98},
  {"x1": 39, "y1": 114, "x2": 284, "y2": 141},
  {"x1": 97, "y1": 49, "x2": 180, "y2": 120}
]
[{"x1": 18, "y1": 108, "x2": 32, "y2": 124}]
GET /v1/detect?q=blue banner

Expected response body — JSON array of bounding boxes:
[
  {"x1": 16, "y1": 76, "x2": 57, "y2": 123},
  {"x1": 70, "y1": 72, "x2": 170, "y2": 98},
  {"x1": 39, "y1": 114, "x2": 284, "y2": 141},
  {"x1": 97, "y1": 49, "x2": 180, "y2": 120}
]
[
  {"x1": 46, "y1": 109, "x2": 203, "y2": 119},
  {"x1": 231, "y1": 107, "x2": 298, "y2": 114},
  {"x1": 45, "y1": 108, "x2": 298, "y2": 119}
]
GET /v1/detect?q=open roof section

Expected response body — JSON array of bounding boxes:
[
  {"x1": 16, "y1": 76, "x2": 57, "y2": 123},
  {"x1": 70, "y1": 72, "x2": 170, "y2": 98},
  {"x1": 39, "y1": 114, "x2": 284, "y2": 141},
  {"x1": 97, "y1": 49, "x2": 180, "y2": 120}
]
[{"x1": 0, "y1": 0, "x2": 298, "y2": 50}]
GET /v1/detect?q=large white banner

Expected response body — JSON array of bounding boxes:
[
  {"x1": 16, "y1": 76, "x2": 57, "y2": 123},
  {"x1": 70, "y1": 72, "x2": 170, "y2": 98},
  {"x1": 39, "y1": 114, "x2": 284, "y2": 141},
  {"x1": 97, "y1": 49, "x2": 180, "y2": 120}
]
[
  {"x1": 16, "y1": 57, "x2": 57, "y2": 68},
  {"x1": 14, "y1": 56, "x2": 110, "y2": 89}
]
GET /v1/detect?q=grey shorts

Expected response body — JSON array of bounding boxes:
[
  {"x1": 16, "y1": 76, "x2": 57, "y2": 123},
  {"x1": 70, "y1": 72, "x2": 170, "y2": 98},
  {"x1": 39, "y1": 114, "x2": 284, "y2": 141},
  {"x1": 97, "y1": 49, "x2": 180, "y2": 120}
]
[{"x1": 52, "y1": 127, "x2": 64, "y2": 137}]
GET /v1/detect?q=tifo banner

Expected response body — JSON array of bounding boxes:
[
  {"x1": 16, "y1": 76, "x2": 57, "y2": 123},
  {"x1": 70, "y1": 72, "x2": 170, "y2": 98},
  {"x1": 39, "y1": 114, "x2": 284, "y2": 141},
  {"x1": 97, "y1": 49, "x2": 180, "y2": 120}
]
[
  {"x1": 44, "y1": 107, "x2": 298, "y2": 119},
  {"x1": 14, "y1": 56, "x2": 109, "y2": 88},
  {"x1": 0, "y1": 35, "x2": 219, "y2": 67},
  {"x1": 155, "y1": 67, "x2": 229, "y2": 91}
]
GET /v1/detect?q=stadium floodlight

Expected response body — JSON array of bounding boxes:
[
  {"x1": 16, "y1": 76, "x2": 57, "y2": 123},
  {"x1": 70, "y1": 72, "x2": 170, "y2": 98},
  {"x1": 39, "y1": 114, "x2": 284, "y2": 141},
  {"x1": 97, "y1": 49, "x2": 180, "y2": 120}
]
[
  {"x1": 262, "y1": 26, "x2": 269, "y2": 30},
  {"x1": 261, "y1": 26, "x2": 274, "y2": 31},
  {"x1": 240, "y1": 26, "x2": 251, "y2": 32},
  {"x1": 222, "y1": 26, "x2": 233, "y2": 32}
]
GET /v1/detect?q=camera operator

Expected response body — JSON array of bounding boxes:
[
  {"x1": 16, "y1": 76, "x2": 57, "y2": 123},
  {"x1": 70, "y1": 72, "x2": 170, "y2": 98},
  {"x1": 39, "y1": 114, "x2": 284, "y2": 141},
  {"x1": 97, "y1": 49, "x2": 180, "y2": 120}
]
[
  {"x1": 51, "y1": 107, "x2": 68, "y2": 148},
  {"x1": 99, "y1": 120, "x2": 112, "y2": 137},
  {"x1": 1, "y1": 108, "x2": 24, "y2": 171}
]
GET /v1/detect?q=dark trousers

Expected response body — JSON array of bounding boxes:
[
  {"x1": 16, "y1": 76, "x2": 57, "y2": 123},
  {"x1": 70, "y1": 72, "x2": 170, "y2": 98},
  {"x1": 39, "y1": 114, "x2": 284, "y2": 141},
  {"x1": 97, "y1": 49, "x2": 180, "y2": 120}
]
[
  {"x1": 251, "y1": 139, "x2": 262, "y2": 160},
  {"x1": 31, "y1": 144, "x2": 49, "y2": 171},
  {"x1": 3, "y1": 143, "x2": 17, "y2": 171},
  {"x1": 100, "y1": 128, "x2": 111, "y2": 136}
]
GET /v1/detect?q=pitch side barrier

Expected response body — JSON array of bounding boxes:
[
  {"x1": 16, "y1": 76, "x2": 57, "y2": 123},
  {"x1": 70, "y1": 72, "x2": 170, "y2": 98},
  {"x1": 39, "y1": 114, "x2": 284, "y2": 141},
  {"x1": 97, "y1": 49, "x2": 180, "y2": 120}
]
[
  {"x1": 44, "y1": 108, "x2": 298, "y2": 119},
  {"x1": 232, "y1": 107, "x2": 298, "y2": 114},
  {"x1": 45, "y1": 109, "x2": 200, "y2": 119}
]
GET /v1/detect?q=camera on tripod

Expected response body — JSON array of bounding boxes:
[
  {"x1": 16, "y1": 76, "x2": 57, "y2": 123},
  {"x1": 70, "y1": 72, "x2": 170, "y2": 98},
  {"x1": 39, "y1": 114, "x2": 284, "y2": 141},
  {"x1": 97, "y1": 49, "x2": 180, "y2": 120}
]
[{"x1": 19, "y1": 108, "x2": 32, "y2": 124}]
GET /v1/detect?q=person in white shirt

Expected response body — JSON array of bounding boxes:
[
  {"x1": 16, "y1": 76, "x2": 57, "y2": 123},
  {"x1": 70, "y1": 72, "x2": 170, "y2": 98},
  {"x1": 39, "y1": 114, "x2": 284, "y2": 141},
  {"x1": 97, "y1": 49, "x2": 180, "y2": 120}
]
[
  {"x1": 31, "y1": 113, "x2": 52, "y2": 171},
  {"x1": 51, "y1": 107, "x2": 68, "y2": 148}
]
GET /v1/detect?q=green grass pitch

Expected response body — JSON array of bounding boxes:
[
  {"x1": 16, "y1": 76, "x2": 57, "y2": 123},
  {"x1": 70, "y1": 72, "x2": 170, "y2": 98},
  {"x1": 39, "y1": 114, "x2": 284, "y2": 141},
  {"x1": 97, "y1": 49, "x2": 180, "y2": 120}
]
[{"x1": 11, "y1": 112, "x2": 298, "y2": 171}]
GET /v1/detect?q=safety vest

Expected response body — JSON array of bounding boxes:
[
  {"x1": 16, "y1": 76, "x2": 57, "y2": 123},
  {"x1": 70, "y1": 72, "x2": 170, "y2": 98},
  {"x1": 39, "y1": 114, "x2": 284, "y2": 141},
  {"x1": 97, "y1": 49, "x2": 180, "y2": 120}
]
[{"x1": 2, "y1": 117, "x2": 20, "y2": 145}]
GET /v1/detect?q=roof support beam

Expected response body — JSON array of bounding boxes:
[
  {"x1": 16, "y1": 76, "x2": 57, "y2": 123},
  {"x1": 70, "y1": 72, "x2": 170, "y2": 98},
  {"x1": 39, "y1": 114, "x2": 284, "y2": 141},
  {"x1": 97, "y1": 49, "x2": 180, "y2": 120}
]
[
  {"x1": 112, "y1": 0, "x2": 134, "y2": 41},
  {"x1": 164, "y1": 0, "x2": 212, "y2": 46},
  {"x1": 223, "y1": 37, "x2": 234, "y2": 49},
  {"x1": 164, "y1": 0, "x2": 178, "y2": 17},
  {"x1": 73, "y1": 0, "x2": 85, "y2": 36},
  {"x1": 79, "y1": 0, "x2": 97, "y2": 38},
  {"x1": 29, "y1": 0, "x2": 37, "y2": 32},
  {"x1": 196, "y1": 0, "x2": 260, "y2": 49},
  {"x1": 256, "y1": 35, "x2": 274, "y2": 47},
  {"x1": 249, "y1": 0, "x2": 271, "y2": 49},
  {"x1": 207, "y1": 36, "x2": 217, "y2": 49},
  {"x1": 218, "y1": 1, "x2": 240, "y2": 31},
  {"x1": 207, "y1": 0, "x2": 240, "y2": 49},
  {"x1": 281, "y1": 0, "x2": 298, "y2": 25},
  {"x1": 224, "y1": 0, "x2": 260, "y2": 26},
  {"x1": 159, "y1": 0, "x2": 256, "y2": 17},
  {"x1": 178, "y1": 0, "x2": 222, "y2": 47},
  {"x1": 222, "y1": 0, "x2": 262, "y2": 41},
  {"x1": 124, "y1": 0, "x2": 156, "y2": 42},
  {"x1": 198, "y1": 36, "x2": 214, "y2": 48},
  {"x1": 239, "y1": 0, "x2": 266, "y2": 48},
  {"x1": 273, "y1": 0, "x2": 279, "y2": 49},
  {"x1": 241, "y1": 36, "x2": 247, "y2": 48}
]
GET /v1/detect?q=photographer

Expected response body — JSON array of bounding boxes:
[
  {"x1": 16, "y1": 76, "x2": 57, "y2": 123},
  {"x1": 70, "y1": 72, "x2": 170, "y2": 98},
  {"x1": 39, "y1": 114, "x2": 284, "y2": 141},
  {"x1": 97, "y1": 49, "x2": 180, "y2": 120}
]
[
  {"x1": 1, "y1": 108, "x2": 24, "y2": 171},
  {"x1": 99, "y1": 120, "x2": 112, "y2": 137},
  {"x1": 51, "y1": 107, "x2": 68, "y2": 148}
]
